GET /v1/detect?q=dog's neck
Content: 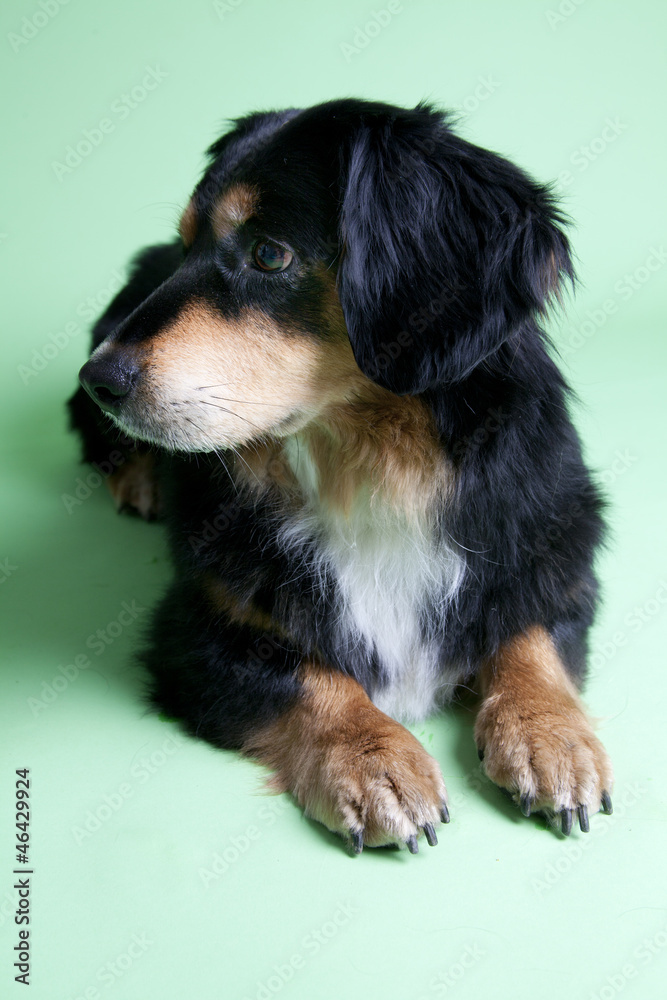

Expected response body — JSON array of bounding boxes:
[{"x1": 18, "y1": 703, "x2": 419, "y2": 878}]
[{"x1": 236, "y1": 388, "x2": 453, "y2": 521}]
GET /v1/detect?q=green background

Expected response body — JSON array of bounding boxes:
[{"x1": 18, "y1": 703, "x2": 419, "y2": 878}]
[{"x1": 1, "y1": 1, "x2": 666, "y2": 997}]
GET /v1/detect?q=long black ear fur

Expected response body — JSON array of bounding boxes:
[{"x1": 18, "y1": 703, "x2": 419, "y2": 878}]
[{"x1": 337, "y1": 104, "x2": 574, "y2": 394}]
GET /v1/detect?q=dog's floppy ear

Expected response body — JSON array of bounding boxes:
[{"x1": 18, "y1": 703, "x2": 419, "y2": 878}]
[{"x1": 336, "y1": 106, "x2": 573, "y2": 394}]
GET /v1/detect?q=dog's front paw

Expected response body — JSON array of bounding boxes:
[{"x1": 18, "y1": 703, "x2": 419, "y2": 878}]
[
  {"x1": 107, "y1": 452, "x2": 161, "y2": 520},
  {"x1": 247, "y1": 668, "x2": 449, "y2": 854},
  {"x1": 475, "y1": 698, "x2": 614, "y2": 835},
  {"x1": 297, "y1": 715, "x2": 449, "y2": 853}
]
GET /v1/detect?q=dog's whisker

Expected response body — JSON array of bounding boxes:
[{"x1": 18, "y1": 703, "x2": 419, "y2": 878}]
[
  {"x1": 197, "y1": 400, "x2": 260, "y2": 427},
  {"x1": 230, "y1": 445, "x2": 261, "y2": 485},
  {"x1": 209, "y1": 395, "x2": 276, "y2": 406},
  {"x1": 211, "y1": 448, "x2": 240, "y2": 495}
]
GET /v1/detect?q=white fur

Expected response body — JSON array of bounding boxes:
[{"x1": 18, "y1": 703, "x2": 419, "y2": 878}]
[{"x1": 278, "y1": 435, "x2": 466, "y2": 722}]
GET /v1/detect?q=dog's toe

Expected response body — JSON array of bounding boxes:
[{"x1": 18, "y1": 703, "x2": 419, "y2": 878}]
[{"x1": 476, "y1": 701, "x2": 614, "y2": 830}]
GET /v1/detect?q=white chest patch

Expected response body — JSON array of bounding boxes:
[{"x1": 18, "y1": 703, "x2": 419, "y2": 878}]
[{"x1": 277, "y1": 435, "x2": 466, "y2": 722}]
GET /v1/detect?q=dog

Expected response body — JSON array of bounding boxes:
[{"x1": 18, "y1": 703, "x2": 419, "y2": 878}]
[{"x1": 69, "y1": 98, "x2": 613, "y2": 853}]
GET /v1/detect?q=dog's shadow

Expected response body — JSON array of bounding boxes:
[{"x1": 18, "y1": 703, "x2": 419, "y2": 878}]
[{"x1": 3, "y1": 392, "x2": 169, "y2": 710}]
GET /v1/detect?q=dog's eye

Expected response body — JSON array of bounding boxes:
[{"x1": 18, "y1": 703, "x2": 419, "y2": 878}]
[{"x1": 252, "y1": 240, "x2": 293, "y2": 272}]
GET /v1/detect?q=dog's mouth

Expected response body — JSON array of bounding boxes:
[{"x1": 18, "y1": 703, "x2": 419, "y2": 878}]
[{"x1": 79, "y1": 357, "x2": 310, "y2": 452}]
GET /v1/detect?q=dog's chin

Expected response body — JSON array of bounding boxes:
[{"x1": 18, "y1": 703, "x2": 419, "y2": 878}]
[{"x1": 107, "y1": 405, "x2": 313, "y2": 455}]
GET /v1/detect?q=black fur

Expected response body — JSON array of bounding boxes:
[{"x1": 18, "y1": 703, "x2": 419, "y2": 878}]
[{"x1": 68, "y1": 99, "x2": 605, "y2": 759}]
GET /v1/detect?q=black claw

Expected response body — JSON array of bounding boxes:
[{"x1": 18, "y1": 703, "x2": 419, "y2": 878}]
[
  {"x1": 406, "y1": 835, "x2": 419, "y2": 855},
  {"x1": 423, "y1": 823, "x2": 438, "y2": 847},
  {"x1": 440, "y1": 803, "x2": 450, "y2": 824},
  {"x1": 520, "y1": 794, "x2": 533, "y2": 818},
  {"x1": 350, "y1": 830, "x2": 364, "y2": 855},
  {"x1": 560, "y1": 809, "x2": 573, "y2": 836},
  {"x1": 577, "y1": 804, "x2": 590, "y2": 833},
  {"x1": 601, "y1": 791, "x2": 613, "y2": 815},
  {"x1": 477, "y1": 747, "x2": 485, "y2": 761}
]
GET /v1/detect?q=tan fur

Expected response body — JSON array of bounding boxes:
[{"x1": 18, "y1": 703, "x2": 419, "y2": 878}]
[
  {"x1": 178, "y1": 198, "x2": 197, "y2": 247},
  {"x1": 544, "y1": 249, "x2": 566, "y2": 307},
  {"x1": 99, "y1": 247, "x2": 453, "y2": 513},
  {"x1": 136, "y1": 300, "x2": 366, "y2": 450},
  {"x1": 243, "y1": 663, "x2": 448, "y2": 847},
  {"x1": 210, "y1": 183, "x2": 258, "y2": 240},
  {"x1": 307, "y1": 390, "x2": 449, "y2": 515},
  {"x1": 475, "y1": 626, "x2": 613, "y2": 812},
  {"x1": 236, "y1": 266, "x2": 452, "y2": 516},
  {"x1": 203, "y1": 576, "x2": 288, "y2": 637},
  {"x1": 236, "y1": 386, "x2": 451, "y2": 518},
  {"x1": 106, "y1": 452, "x2": 160, "y2": 520}
]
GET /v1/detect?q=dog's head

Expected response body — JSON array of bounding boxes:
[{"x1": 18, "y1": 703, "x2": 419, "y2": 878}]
[{"x1": 79, "y1": 98, "x2": 573, "y2": 451}]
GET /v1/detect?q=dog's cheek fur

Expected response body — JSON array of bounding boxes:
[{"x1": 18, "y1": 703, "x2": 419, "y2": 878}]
[{"x1": 125, "y1": 299, "x2": 362, "y2": 450}]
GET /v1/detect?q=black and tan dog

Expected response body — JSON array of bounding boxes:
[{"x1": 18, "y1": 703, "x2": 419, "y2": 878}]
[{"x1": 69, "y1": 98, "x2": 613, "y2": 853}]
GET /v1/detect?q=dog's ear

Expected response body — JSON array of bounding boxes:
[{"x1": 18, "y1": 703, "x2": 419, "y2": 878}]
[{"x1": 336, "y1": 106, "x2": 573, "y2": 394}]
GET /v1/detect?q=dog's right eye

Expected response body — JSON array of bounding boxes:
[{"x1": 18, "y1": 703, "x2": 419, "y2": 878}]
[{"x1": 252, "y1": 240, "x2": 293, "y2": 272}]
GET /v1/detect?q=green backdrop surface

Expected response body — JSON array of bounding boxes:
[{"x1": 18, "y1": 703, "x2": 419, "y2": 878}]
[{"x1": 1, "y1": 1, "x2": 666, "y2": 998}]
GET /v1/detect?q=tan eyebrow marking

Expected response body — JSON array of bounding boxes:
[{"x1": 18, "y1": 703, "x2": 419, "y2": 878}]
[
  {"x1": 210, "y1": 182, "x2": 259, "y2": 240},
  {"x1": 178, "y1": 197, "x2": 198, "y2": 247}
]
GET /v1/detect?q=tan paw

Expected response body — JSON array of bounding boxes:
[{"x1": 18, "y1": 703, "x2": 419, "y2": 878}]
[
  {"x1": 107, "y1": 452, "x2": 160, "y2": 520},
  {"x1": 244, "y1": 667, "x2": 449, "y2": 853},
  {"x1": 475, "y1": 696, "x2": 614, "y2": 834},
  {"x1": 295, "y1": 714, "x2": 449, "y2": 852}
]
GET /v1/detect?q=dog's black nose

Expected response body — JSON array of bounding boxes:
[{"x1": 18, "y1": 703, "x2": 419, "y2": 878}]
[{"x1": 79, "y1": 357, "x2": 137, "y2": 412}]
